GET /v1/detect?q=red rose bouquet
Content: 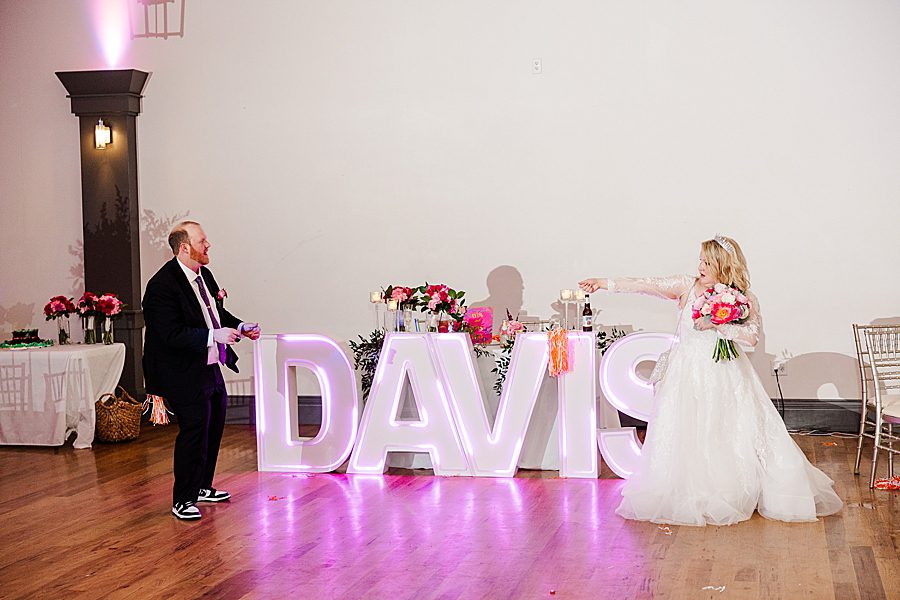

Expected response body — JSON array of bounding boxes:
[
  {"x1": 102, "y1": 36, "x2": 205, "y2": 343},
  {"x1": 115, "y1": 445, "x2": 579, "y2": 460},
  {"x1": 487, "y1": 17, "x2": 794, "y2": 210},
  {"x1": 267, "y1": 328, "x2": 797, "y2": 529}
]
[
  {"x1": 96, "y1": 293, "x2": 125, "y2": 344},
  {"x1": 44, "y1": 295, "x2": 77, "y2": 344},
  {"x1": 44, "y1": 296, "x2": 76, "y2": 320}
]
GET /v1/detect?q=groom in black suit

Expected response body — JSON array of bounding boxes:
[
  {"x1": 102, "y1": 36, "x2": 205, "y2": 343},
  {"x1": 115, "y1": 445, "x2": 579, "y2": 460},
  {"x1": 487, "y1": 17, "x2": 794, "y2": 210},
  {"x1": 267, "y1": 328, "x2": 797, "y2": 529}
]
[{"x1": 143, "y1": 220, "x2": 260, "y2": 520}]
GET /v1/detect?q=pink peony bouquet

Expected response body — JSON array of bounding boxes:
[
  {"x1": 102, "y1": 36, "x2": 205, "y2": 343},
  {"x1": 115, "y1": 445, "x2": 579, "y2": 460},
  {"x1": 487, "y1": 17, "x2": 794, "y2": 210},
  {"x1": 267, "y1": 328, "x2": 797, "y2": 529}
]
[
  {"x1": 691, "y1": 283, "x2": 751, "y2": 362},
  {"x1": 43, "y1": 296, "x2": 77, "y2": 320},
  {"x1": 97, "y1": 293, "x2": 125, "y2": 318}
]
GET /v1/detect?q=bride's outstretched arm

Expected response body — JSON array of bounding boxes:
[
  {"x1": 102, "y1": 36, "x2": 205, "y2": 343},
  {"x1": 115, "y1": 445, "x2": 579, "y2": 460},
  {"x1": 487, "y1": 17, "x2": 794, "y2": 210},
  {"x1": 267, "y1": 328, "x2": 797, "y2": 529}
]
[
  {"x1": 579, "y1": 275, "x2": 694, "y2": 301},
  {"x1": 715, "y1": 291, "x2": 761, "y2": 349}
]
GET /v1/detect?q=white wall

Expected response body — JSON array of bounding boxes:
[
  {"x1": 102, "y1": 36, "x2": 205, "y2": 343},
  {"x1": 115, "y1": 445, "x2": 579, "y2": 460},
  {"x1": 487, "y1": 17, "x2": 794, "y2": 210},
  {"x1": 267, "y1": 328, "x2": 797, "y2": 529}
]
[{"x1": 1, "y1": 0, "x2": 898, "y2": 400}]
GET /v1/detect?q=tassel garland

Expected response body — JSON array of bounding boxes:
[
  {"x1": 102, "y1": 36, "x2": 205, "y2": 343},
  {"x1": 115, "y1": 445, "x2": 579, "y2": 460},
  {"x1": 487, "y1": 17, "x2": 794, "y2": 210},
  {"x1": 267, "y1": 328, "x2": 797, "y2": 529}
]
[
  {"x1": 143, "y1": 394, "x2": 172, "y2": 425},
  {"x1": 548, "y1": 327, "x2": 571, "y2": 377}
]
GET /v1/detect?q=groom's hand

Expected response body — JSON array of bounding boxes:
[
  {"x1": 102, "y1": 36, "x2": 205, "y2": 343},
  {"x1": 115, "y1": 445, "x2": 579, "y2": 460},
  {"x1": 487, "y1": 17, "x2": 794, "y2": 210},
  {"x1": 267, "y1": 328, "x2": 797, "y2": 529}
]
[
  {"x1": 214, "y1": 327, "x2": 241, "y2": 344},
  {"x1": 240, "y1": 323, "x2": 261, "y2": 340}
]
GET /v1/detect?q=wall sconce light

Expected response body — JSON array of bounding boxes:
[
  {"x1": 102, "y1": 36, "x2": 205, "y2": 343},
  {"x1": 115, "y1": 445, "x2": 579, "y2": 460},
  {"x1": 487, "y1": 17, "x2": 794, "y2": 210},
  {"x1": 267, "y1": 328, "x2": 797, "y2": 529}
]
[{"x1": 94, "y1": 119, "x2": 111, "y2": 149}]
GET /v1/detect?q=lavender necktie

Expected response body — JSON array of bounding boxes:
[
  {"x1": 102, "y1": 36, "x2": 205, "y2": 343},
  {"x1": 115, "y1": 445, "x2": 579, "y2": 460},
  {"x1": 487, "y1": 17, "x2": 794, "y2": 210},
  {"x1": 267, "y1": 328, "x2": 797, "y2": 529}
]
[{"x1": 195, "y1": 275, "x2": 228, "y2": 365}]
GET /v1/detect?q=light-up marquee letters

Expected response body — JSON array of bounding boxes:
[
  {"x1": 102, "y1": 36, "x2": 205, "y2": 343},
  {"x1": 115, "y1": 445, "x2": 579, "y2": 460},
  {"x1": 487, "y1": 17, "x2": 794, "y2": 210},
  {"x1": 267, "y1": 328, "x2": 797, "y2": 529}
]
[
  {"x1": 254, "y1": 331, "x2": 666, "y2": 479},
  {"x1": 596, "y1": 332, "x2": 675, "y2": 478},
  {"x1": 254, "y1": 335, "x2": 358, "y2": 472}
]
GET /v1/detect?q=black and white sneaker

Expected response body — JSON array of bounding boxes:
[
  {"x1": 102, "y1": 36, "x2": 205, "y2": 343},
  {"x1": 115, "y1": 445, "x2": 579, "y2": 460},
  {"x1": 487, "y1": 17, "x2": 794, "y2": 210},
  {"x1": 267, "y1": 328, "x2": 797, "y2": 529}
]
[
  {"x1": 172, "y1": 501, "x2": 201, "y2": 520},
  {"x1": 197, "y1": 487, "x2": 231, "y2": 503}
]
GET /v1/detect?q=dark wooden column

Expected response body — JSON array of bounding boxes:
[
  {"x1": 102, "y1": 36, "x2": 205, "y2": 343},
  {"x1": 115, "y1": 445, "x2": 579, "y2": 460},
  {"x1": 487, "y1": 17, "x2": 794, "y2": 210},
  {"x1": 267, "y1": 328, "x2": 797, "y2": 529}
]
[{"x1": 56, "y1": 69, "x2": 150, "y2": 396}]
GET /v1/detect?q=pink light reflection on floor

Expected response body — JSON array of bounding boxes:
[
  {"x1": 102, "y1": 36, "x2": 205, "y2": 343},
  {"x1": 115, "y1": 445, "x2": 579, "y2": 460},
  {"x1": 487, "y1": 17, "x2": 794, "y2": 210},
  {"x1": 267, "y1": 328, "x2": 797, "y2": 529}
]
[{"x1": 214, "y1": 472, "x2": 653, "y2": 598}]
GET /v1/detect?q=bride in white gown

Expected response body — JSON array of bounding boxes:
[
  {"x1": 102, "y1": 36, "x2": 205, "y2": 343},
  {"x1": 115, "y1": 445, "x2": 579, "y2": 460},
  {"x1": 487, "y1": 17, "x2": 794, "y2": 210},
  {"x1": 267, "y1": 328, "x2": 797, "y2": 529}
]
[{"x1": 580, "y1": 235, "x2": 842, "y2": 526}]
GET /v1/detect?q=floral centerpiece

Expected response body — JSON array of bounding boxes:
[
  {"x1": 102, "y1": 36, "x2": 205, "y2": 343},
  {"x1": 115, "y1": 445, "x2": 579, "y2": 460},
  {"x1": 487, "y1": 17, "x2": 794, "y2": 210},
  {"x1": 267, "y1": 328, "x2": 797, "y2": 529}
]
[
  {"x1": 97, "y1": 293, "x2": 125, "y2": 344},
  {"x1": 499, "y1": 309, "x2": 525, "y2": 342},
  {"x1": 384, "y1": 285, "x2": 419, "y2": 309},
  {"x1": 43, "y1": 295, "x2": 76, "y2": 344},
  {"x1": 383, "y1": 285, "x2": 420, "y2": 331},
  {"x1": 77, "y1": 292, "x2": 101, "y2": 344},
  {"x1": 418, "y1": 283, "x2": 466, "y2": 332}
]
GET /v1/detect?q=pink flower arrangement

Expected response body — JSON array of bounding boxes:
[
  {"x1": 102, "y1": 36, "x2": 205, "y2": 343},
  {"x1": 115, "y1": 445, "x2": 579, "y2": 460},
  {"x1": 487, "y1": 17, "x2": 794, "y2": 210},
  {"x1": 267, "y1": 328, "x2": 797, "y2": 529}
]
[
  {"x1": 383, "y1": 285, "x2": 419, "y2": 309},
  {"x1": 97, "y1": 293, "x2": 125, "y2": 317},
  {"x1": 691, "y1": 283, "x2": 751, "y2": 361},
  {"x1": 500, "y1": 309, "x2": 525, "y2": 339},
  {"x1": 418, "y1": 283, "x2": 467, "y2": 322},
  {"x1": 217, "y1": 289, "x2": 228, "y2": 302},
  {"x1": 76, "y1": 292, "x2": 100, "y2": 317},
  {"x1": 43, "y1": 296, "x2": 76, "y2": 320}
]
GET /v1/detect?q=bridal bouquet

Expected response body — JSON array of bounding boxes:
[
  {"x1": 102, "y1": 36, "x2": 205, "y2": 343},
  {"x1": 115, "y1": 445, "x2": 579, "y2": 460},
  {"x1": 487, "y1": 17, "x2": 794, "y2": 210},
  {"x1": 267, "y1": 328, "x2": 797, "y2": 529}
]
[{"x1": 691, "y1": 283, "x2": 751, "y2": 362}]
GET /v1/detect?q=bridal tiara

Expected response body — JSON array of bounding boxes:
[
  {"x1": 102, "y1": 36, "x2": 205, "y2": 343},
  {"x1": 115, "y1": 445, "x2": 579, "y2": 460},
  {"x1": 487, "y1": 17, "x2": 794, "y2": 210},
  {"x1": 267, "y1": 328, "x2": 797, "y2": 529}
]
[{"x1": 713, "y1": 234, "x2": 736, "y2": 256}]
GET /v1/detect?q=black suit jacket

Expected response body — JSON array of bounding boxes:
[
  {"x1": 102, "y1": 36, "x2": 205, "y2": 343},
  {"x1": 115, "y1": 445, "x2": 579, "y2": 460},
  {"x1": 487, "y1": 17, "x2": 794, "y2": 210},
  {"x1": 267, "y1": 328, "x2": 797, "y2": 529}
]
[{"x1": 142, "y1": 257, "x2": 242, "y2": 398}]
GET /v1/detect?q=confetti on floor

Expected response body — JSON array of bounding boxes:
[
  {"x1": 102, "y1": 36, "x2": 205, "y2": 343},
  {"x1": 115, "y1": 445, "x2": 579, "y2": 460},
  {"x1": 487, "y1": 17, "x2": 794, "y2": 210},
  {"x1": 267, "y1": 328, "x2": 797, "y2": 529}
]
[
  {"x1": 820, "y1": 441, "x2": 838, "y2": 447},
  {"x1": 268, "y1": 496, "x2": 284, "y2": 501},
  {"x1": 701, "y1": 585, "x2": 726, "y2": 593},
  {"x1": 874, "y1": 476, "x2": 900, "y2": 491},
  {"x1": 658, "y1": 525, "x2": 674, "y2": 535}
]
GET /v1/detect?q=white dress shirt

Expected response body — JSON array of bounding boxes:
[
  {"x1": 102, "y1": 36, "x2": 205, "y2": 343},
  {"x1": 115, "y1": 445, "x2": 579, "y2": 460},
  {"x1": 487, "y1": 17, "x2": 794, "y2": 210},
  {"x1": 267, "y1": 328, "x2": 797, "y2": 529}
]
[{"x1": 177, "y1": 257, "x2": 227, "y2": 365}]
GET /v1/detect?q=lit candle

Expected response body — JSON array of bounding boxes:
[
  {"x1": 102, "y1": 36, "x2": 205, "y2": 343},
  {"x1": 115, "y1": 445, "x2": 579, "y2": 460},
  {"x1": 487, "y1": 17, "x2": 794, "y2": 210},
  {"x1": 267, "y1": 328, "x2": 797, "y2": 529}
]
[
  {"x1": 370, "y1": 291, "x2": 383, "y2": 303},
  {"x1": 574, "y1": 289, "x2": 586, "y2": 301},
  {"x1": 387, "y1": 299, "x2": 399, "y2": 311},
  {"x1": 560, "y1": 289, "x2": 573, "y2": 301}
]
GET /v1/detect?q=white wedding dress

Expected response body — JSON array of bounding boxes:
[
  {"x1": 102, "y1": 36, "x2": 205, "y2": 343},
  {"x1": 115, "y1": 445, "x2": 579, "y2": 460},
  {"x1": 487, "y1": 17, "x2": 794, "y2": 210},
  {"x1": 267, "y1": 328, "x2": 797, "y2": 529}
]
[{"x1": 609, "y1": 275, "x2": 843, "y2": 526}]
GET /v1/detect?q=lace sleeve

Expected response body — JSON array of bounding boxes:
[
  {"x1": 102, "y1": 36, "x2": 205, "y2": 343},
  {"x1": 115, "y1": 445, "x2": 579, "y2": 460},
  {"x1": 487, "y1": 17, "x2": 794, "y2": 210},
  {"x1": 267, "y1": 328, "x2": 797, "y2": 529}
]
[
  {"x1": 607, "y1": 275, "x2": 695, "y2": 302},
  {"x1": 716, "y1": 291, "x2": 761, "y2": 349}
]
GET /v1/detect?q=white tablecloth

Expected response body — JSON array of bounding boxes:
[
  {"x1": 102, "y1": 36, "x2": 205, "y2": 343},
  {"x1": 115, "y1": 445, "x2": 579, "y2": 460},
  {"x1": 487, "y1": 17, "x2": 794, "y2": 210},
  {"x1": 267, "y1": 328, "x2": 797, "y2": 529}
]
[
  {"x1": 388, "y1": 350, "x2": 621, "y2": 471},
  {"x1": 0, "y1": 343, "x2": 126, "y2": 449}
]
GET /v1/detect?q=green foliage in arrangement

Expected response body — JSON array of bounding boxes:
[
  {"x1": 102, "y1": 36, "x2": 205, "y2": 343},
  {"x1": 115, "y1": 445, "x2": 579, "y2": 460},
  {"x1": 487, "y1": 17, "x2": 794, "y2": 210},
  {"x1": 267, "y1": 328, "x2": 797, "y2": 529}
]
[{"x1": 348, "y1": 329, "x2": 385, "y2": 402}]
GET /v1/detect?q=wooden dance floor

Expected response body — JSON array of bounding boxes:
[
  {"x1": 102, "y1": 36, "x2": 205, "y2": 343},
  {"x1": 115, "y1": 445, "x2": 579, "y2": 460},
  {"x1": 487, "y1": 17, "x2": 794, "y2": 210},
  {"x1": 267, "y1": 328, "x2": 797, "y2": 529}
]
[{"x1": 1, "y1": 426, "x2": 898, "y2": 599}]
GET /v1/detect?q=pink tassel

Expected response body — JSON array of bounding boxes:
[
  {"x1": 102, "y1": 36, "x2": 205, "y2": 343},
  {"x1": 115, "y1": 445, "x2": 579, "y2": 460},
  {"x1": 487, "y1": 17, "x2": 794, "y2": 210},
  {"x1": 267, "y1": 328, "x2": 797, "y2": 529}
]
[{"x1": 143, "y1": 394, "x2": 171, "y2": 425}]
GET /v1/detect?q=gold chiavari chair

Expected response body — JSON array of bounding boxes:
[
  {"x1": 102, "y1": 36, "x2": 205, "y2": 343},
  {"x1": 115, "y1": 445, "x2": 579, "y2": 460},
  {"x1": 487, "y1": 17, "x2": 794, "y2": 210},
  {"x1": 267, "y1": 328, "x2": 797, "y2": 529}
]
[
  {"x1": 853, "y1": 324, "x2": 878, "y2": 474},
  {"x1": 864, "y1": 326, "x2": 900, "y2": 487}
]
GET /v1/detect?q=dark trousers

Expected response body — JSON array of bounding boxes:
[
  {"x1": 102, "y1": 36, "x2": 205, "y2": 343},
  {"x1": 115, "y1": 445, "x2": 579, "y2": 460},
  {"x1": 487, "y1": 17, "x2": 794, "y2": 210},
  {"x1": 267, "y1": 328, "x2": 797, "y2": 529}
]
[{"x1": 169, "y1": 365, "x2": 228, "y2": 505}]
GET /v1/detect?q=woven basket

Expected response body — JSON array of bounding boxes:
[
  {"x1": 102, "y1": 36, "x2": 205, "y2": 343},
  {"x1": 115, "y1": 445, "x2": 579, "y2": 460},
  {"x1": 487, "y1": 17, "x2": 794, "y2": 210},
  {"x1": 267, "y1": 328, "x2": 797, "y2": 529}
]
[{"x1": 95, "y1": 386, "x2": 142, "y2": 442}]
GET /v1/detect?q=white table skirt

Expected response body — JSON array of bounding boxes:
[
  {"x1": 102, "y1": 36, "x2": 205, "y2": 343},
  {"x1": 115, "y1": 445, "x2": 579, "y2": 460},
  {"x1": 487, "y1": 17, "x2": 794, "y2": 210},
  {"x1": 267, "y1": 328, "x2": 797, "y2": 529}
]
[
  {"x1": 387, "y1": 351, "x2": 621, "y2": 471},
  {"x1": 0, "y1": 343, "x2": 126, "y2": 449}
]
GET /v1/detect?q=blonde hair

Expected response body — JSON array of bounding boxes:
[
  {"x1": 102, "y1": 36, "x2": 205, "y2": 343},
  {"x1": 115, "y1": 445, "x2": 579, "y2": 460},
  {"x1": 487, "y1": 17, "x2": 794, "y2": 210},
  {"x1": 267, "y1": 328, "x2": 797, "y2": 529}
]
[{"x1": 701, "y1": 236, "x2": 750, "y2": 291}]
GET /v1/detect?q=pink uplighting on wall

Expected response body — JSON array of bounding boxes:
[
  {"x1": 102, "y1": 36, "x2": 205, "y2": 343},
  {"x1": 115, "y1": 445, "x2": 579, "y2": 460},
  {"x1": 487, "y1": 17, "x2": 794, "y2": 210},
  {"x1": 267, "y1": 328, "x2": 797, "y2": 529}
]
[{"x1": 90, "y1": 0, "x2": 131, "y2": 67}]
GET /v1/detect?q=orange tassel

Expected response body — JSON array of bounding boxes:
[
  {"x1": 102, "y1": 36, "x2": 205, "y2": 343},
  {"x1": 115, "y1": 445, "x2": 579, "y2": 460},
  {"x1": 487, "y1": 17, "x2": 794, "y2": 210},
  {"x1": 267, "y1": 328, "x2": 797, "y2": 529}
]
[
  {"x1": 548, "y1": 327, "x2": 571, "y2": 377},
  {"x1": 143, "y1": 394, "x2": 171, "y2": 425}
]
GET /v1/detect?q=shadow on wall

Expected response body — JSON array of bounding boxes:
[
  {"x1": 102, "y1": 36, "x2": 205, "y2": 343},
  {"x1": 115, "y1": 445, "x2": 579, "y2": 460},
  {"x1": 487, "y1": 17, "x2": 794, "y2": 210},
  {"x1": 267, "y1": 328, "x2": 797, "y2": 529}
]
[
  {"x1": 768, "y1": 316, "x2": 900, "y2": 401},
  {"x1": 0, "y1": 303, "x2": 36, "y2": 341},
  {"x1": 67, "y1": 239, "x2": 84, "y2": 297},
  {"x1": 141, "y1": 209, "x2": 189, "y2": 273},
  {"x1": 469, "y1": 265, "x2": 526, "y2": 333},
  {"x1": 871, "y1": 316, "x2": 900, "y2": 326}
]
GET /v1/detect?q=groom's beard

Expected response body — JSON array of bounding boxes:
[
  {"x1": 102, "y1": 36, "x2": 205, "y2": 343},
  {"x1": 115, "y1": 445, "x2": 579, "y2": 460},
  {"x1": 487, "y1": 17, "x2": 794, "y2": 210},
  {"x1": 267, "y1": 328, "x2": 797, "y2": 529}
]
[{"x1": 190, "y1": 246, "x2": 209, "y2": 265}]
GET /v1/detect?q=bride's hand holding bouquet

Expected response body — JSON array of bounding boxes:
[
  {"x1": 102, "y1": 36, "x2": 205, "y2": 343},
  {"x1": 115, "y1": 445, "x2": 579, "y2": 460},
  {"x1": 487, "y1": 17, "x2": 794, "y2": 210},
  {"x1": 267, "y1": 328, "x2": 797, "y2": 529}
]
[{"x1": 691, "y1": 283, "x2": 751, "y2": 361}]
